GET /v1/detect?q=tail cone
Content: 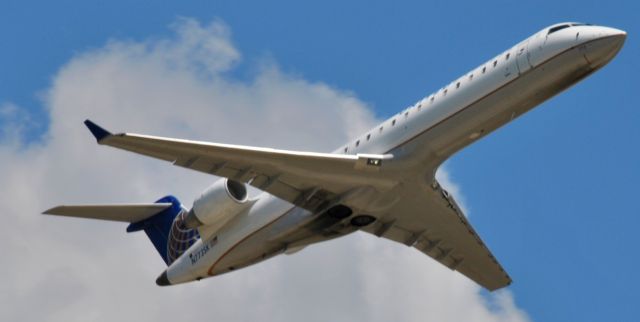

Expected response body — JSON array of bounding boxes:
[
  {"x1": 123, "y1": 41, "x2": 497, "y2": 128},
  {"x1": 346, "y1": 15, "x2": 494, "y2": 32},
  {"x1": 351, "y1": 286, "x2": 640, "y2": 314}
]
[{"x1": 156, "y1": 271, "x2": 170, "y2": 286}]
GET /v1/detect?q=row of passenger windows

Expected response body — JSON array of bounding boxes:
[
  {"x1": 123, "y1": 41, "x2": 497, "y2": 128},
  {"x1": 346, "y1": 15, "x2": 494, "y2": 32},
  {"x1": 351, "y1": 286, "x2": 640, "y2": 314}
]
[{"x1": 342, "y1": 49, "x2": 513, "y2": 153}]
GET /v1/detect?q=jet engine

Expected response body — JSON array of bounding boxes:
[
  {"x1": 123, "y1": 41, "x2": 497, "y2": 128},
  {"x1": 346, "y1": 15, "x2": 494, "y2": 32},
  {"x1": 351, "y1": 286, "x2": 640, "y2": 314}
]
[{"x1": 183, "y1": 178, "x2": 250, "y2": 229}]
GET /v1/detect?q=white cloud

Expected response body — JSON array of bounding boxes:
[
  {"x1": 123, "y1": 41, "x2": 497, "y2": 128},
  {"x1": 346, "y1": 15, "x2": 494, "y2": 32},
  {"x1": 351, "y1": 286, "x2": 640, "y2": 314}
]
[
  {"x1": 0, "y1": 18, "x2": 529, "y2": 322},
  {"x1": 0, "y1": 102, "x2": 36, "y2": 145}
]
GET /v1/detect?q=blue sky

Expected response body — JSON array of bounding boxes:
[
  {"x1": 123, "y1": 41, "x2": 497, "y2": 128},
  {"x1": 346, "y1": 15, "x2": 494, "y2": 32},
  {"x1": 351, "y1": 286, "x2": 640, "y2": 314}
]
[{"x1": 2, "y1": 1, "x2": 639, "y2": 321}]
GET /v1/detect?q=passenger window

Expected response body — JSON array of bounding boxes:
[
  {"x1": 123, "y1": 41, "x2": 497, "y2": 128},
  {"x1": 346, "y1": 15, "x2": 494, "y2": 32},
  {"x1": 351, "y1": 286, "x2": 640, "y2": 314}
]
[
  {"x1": 392, "y1": 119, "x2": 396, "y2": 126},
  {"x1": 404, "y1": 111, "x2": 409, "y2": 118},
  {"x1": 456, "y1": 82, "x2": 460, "y2": 89},
  {"x1": 366, "y1": 134, "x2": 371, "y2": 140},
  {"x1": 344, "y1": 147, "x2": 348, "y2": 153},
  {"x1": 493, "y1": 60, "x2": 497, "y2": 67},
  {"x1": 444, "y1": 88, "x2": 448, "y2": 95},
  {"x1": 482, "y1": 66, "x2": 486, "y2": 73},
  {"x1": 506, "y1": 53, "x2": 510, "y2": 60},
  {"x1": 430, "y1": 96, "x2": 434, "y2": 102},
  {"x1": 379, "y1": 126, "x2": 383, "y2": 132},
  {"x1": 356, "y1": 140, "x2": 360, "y2": 147},
  {"x1": 469, "y1": 74, "x2": 473, "y2": 80}
]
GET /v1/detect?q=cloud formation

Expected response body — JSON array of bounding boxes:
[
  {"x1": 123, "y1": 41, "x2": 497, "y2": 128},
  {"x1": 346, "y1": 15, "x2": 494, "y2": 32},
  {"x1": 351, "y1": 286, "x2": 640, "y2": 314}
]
[{"x1": 0, "y1": 18, "x2": 529, "y2": 322}]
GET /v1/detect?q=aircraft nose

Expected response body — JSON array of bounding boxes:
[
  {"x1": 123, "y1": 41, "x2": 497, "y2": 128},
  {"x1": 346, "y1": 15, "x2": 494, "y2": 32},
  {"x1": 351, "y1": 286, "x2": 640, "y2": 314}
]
[
  {"x1": 599, "y1": 27, "x2": 627, "y2": 49},
  {"x1": 582, "y1": 27, "x2": 626, "y2": 68},
  {"x1": 601, "y1": 27, "x2": 627, "y2": 39}
]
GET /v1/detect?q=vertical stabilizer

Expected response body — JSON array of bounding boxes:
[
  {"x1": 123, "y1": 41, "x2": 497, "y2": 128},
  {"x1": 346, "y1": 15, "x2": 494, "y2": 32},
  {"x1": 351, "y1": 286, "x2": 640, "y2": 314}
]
[{"x1": 126, "y1": 196, "x2": 200, "y2": 265}]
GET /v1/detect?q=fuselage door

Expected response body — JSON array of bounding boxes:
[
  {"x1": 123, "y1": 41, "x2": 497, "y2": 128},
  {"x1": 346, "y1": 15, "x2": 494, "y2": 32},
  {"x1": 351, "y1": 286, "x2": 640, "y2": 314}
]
[{"x1": 515, "y1": 39, "x2": 532, "y2": 74}]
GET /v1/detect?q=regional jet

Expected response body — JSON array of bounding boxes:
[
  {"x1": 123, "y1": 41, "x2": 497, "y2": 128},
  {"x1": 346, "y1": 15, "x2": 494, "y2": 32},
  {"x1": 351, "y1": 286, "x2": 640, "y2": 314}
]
[{"x1": 45, "y1": 23, "x2": 626, "y2": 291}]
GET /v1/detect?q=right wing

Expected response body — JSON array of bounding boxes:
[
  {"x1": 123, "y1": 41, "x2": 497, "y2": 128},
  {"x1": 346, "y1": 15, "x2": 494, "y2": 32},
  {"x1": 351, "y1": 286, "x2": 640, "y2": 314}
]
[{"x1": 43, "y1": 204, "x2": 172, "y2": 223}]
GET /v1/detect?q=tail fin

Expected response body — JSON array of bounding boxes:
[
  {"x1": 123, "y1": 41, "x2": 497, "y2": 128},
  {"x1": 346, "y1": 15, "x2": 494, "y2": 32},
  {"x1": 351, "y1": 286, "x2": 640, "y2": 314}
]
[{"x1": 126, "y1": 196, "x2": 200, "y2": 265}]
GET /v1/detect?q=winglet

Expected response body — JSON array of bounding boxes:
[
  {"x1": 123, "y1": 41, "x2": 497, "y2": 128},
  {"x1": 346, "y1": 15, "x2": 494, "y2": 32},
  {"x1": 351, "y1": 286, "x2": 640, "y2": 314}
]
[{"x1": 84, "y1": 119, "x2": 112, "y2": 142}]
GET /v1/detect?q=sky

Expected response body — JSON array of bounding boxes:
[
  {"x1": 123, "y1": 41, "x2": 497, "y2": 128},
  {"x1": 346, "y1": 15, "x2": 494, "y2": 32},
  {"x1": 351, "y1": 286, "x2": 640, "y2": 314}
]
[{"x1": 1, "y1": 1, "x2": 639, "y2": 321}]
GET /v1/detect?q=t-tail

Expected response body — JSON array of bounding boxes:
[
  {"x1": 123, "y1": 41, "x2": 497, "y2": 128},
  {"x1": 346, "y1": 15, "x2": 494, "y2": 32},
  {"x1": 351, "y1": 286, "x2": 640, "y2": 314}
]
[{"x1": 43, "y1": 195, "x2": 200, "y2": 266}]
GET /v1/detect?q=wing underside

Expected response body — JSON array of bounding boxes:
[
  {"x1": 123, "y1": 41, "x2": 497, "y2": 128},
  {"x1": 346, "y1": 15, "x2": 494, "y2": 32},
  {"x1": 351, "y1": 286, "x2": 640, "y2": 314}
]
[
  {"x1": 362, "y1": 181, "x2": 512, "y2": 291},
  {"x1": 84, "y1": 120, "x2": 395, "y2": 212}
]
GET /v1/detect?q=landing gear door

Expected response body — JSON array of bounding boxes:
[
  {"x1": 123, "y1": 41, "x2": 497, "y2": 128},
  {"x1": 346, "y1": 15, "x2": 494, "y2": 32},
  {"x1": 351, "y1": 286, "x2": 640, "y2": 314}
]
[{"x1": 515, "y1": 39, "x2": 532, "y2": 74}]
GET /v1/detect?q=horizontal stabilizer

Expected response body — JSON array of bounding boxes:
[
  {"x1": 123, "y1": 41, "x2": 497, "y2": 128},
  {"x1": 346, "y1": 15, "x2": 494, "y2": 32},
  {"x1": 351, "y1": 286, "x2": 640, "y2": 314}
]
[{"x1": 43, "y1": 203, "x2": 173, "y2": 223}]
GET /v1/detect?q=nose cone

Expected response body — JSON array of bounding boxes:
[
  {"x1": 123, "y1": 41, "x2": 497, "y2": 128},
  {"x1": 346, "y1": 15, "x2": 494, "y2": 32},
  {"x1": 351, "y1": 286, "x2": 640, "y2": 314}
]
[
  {"x1": 600, "y1": 27, "x2": 627, "y2": 50},
  {"x1": 600, "y1": 27, "x2": 627, "y2": 39},
  {"x1": 583, "y1": 27, "x2": 626, "y2": 67}
]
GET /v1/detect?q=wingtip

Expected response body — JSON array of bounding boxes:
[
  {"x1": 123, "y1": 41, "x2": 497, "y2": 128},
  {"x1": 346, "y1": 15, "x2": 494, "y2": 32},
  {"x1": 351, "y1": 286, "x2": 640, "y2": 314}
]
[
  {"x1": 42, "y1": 206, "x2": 61, "y2": 215},
  {"x1": 84, "y1": 119, "x2": 112, "y2": 142}
]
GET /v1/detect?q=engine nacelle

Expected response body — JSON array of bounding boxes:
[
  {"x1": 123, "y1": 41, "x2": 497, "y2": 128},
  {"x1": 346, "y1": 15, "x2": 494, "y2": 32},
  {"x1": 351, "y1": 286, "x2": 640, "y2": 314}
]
[{"x1": 183, "y1": 178, "x2": 250, "y2": 229}]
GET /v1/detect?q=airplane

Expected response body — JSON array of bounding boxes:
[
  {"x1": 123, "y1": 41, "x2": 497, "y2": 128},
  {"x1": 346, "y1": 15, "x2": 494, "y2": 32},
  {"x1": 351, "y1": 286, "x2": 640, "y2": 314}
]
[{"x1": 44, "y1": 22, "x2": 626, "y2": 291}]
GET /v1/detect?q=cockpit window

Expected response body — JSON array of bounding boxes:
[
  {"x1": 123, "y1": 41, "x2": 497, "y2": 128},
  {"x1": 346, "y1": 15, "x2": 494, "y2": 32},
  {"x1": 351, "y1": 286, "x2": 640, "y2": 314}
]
[
  {"x1": 548, "y1": 24, "x2": 570, "y2": 34},
  {"x1": 547, "y1": 23, "x2": 593, "y2": 35}
]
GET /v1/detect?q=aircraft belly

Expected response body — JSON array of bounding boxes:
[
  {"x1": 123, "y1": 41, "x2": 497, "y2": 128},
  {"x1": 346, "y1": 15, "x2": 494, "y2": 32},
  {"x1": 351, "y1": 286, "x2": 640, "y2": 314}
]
[
  {"x1": 212, "y1": 204, "x2": 360, "y2": 273},
  {"x1": 207, "y1": 202, "x2": 337, "y2": 276},
  {"x1": 210, "y1": 235, "x2": 283, "y2": 275}
]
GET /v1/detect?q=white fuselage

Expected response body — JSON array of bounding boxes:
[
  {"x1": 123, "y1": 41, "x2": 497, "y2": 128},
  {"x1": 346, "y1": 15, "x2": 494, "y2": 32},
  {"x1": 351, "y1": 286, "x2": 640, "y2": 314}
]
[{"x1": 164, "y1": 23, "x2": 626, "y2": 285}]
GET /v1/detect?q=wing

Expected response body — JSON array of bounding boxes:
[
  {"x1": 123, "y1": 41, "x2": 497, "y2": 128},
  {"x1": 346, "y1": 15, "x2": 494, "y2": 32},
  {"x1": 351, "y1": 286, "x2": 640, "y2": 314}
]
[
  {"x1": 43, "y1": 204, "x2": 172, "y2": 222},
  {"x1": 361, "y1": 180, "x2": 512, "y2": 291},
  {"x1": 84, "y1": 120, "x2": 396, "y2": 212}
]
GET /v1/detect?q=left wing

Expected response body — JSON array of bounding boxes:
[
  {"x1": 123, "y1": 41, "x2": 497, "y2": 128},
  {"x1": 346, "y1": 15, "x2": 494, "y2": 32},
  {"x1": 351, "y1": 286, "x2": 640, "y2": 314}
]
[
  {"x1": 361, "y1": 180, "x2": 512, "y2": 291},
  {"x1": 84, "y1": 120, "x2": 396, "y2": 212}
]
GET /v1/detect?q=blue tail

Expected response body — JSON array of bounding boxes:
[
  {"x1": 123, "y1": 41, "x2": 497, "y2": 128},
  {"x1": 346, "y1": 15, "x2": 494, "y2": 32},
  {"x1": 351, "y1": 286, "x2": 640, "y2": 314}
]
[{"x1": 126, "y1": 196, "x2": 200, "y2": 265}]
